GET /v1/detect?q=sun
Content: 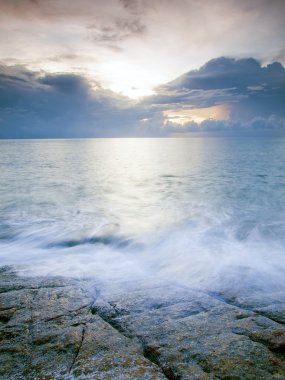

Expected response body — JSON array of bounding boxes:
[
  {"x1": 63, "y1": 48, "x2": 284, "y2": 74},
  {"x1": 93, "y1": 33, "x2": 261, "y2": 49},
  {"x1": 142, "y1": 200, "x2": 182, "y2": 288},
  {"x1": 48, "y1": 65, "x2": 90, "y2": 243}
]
[{"x1": 98, "y1": 61, "x2": 165, "y2": 98}]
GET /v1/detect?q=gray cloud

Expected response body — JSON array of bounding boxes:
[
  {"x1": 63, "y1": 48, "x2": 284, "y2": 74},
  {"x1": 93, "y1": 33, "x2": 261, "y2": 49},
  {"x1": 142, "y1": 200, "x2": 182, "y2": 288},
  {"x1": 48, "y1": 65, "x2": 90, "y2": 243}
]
[
  {"x1": 1, "y1": 0, "x2": 285, "y2": 93},
  {"x1": 1, "y1": 0, "x2": 149, "y2": 44},
  {"x1": 0, "y1": 64, "x2": 144, "y2": 138},
  {"x1": 1, "y1": 58, "x2": 285, "y2": 139},
  {"x1": 119, "y1": 0, "x2": 150, "y2": 15},
  {"x1": 149, "y1": 57, "x2": 285, "y2": 121},
  {"x1": 135, "y1": 114, "x2": 285, "y2": 137},
  {"x1": 48, "y1": 54, "x2": 81, "y2": 62},
  {"x1": 89, "y1": 17, "x2": 146, "y2": 43}
]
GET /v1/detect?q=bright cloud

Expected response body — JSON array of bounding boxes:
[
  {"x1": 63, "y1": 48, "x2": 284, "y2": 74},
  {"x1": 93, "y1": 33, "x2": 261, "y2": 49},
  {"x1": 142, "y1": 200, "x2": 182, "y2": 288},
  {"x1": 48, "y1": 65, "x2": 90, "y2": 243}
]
[
  {"x1": 0, "y1": 57, "x2": 285, "y2": 138},
  {"x1": 164, "y1": 105, "x2": 230, "y2": 125},
  {"x1": 0, "y1": 0, "x2": 285, "y2": 98}
]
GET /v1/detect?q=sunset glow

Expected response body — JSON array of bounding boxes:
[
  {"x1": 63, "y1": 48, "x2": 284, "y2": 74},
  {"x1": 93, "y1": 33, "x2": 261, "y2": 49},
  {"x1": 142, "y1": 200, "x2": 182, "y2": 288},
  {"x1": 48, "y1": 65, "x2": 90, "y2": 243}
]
[
  {"x1": 1, "y1": 2, "x2": 285, "y2": 379},
  {"x1": 0, "y1": 0, "x2": 284, "y2": 138},
  {"x1": 164, "y1": 105, "x2": 230, "y2": 125}
]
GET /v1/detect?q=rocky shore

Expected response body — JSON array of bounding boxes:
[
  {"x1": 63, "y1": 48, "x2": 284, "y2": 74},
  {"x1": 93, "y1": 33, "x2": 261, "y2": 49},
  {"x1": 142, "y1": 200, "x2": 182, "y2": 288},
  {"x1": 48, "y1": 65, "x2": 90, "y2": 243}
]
[{"x1": 1, "y1": 266, "x2": 285, "y2": 379}]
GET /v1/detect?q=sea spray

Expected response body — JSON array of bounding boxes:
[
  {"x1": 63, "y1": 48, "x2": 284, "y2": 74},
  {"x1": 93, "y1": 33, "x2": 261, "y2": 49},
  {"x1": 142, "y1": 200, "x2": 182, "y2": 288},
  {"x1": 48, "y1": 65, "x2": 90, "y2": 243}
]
[{"x1": 0, "y1": 137, "x2": 285, "y2": 296}]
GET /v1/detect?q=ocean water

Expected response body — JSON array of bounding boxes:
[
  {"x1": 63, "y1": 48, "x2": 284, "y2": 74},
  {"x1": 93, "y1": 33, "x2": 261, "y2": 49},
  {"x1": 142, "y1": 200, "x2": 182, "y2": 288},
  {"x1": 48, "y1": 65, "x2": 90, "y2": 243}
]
[{"x1": 0, "y1": 137, "x2": 285, "y2": 293}]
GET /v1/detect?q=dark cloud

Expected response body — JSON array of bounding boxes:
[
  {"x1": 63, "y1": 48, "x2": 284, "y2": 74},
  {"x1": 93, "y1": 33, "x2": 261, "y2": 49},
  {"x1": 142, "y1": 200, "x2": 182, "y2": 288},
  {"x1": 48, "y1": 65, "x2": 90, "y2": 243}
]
[
  {"x1": 1, "y1": 57, "x2": 285, "y2": 139},
  {"x1": 150, "y1": 57, "x2": 285, "y2": 121},
  {"x1": 157, "y1": 116, "x2": 285, "y2": 136},
  {"x1": 164, "y1": 57, "x2": 285, "y2": 92},
  {"x1": 0, "y1": 64, "x2": 143, "y2": 138},
  {"x1": 39, "y1": 74, "x2": 90, "y2": 94}
]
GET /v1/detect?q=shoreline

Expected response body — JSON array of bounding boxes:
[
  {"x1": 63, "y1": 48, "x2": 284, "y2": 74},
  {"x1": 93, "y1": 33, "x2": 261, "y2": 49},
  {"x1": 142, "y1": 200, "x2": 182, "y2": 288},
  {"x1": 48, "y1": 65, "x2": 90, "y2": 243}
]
[{"x1": 1, "y1": 266, "x2": 285, "y2": 379}]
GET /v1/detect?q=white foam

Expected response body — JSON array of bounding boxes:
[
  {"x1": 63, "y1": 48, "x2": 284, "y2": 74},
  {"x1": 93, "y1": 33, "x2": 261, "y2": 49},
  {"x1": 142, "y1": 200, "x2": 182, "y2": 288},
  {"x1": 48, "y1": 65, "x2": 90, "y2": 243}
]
[{"x1": 1, "y1": 217, "x2": 285, "y2": 295}]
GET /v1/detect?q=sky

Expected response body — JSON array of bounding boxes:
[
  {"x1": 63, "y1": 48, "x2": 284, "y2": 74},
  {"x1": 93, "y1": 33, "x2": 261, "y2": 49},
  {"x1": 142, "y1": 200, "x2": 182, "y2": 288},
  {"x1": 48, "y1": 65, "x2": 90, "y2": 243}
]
[{"x1": 0, "y1": 0, "x2": 285, "y2": 138}]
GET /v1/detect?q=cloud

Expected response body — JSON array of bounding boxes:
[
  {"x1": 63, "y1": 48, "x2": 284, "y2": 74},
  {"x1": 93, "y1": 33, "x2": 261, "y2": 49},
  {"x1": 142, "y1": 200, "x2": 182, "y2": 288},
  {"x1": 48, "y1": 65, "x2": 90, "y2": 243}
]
[
  {"x1": 0, "y1": 0, "x2": 148, "y2": 41},
  {"x1": 0, "y1": 64, "x2": 144, "y2": 138},
  {"x1": 119, "y1": 0, "x2": 146, "y2": 14},
  {"x1": 1, "y1": 58, "x2": 285, "y2": 138},
  {"x1": 149, "y1": 57, "x2": 285, "y2": 121},
  {"x1": 39, "y1": 74, "x2": 89, "y2": 94},
  {"x1": 1, "y1": 0, "x2": 285, "y2": 96},
  {"x1": 88, "y1": 17, "x2": 146, "y2": 43},
  {"x1": 153, "y1": 116, "x2": 285, "y2": 137}
]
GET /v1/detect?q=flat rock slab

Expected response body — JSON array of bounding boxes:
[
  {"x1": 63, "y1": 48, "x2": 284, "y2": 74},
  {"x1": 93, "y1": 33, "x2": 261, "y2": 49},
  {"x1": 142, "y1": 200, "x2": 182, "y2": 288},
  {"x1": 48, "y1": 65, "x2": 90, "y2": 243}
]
[
  {"x1": 1, "y1": 267, "x2": 285, "y2": 379},
  {"x1": 0, "y1": 268, "x2": 166, "y2": 380}
]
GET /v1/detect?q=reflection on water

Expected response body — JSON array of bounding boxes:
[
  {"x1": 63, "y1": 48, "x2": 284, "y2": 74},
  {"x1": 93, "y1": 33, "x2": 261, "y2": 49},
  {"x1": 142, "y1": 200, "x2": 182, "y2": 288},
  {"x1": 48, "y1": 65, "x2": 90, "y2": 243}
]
[{"x1": 0, "y1": 137, "x2": 285, "y2": 292}]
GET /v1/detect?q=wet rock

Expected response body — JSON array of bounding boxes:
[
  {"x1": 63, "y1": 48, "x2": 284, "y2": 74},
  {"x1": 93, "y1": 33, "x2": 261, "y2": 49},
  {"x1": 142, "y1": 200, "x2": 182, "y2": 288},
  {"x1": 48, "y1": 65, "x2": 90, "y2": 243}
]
[
  {"x1": 0, "y1": 268, "x2": 166, "y2": 379},
  {"x1": 95, "y1": 283, "x2": 285, "y2": 379},
  {"x1": 1, "y1": 268, "x2": 285, "y2": 379}
]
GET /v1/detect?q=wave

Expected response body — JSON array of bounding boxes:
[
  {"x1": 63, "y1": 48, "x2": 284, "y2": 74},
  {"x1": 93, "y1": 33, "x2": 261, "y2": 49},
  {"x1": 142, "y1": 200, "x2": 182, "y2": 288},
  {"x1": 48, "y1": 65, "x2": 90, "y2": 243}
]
[
  {"x1": 1, "y1": 216, "x2": 285, "y2": 296},
  {"x1": 47, "y1": 234, "x2": 136, "y2": 249}
]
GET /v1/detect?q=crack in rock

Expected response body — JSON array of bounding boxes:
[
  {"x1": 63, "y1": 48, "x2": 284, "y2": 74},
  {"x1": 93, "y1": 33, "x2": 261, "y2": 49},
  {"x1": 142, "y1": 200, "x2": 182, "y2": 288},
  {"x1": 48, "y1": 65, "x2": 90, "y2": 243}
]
[{"x1": 68, "y1": 326, "x2": 86, "y2": 375}]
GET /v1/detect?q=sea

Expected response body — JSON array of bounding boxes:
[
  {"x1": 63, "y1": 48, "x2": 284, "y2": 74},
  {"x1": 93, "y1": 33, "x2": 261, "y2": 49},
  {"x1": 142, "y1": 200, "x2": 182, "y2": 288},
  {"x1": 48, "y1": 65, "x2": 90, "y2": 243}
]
[{"x1": 0, "y1": 137, "x2": 285, "y2": 293}]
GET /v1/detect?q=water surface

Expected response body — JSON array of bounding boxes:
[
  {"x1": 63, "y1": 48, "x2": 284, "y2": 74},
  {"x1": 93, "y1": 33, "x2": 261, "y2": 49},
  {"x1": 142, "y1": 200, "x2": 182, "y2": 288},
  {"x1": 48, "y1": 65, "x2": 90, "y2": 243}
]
[{"x1": 1, "y1": 137, "x2": 285, "y2": 292}]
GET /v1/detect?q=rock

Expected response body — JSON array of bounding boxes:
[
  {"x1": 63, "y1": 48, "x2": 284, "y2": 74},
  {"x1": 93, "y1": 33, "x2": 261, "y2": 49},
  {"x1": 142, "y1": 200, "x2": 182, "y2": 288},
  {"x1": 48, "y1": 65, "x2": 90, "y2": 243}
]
[
  {"x1": 1, "y1": 267, "x2": 285, "y2": 379},
  {"x1": 0, "y1": 267, "x2": 166, "y2": 379},
  {"x1": 94, "y1": 282, "x2": 285, "y2": 379}
]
